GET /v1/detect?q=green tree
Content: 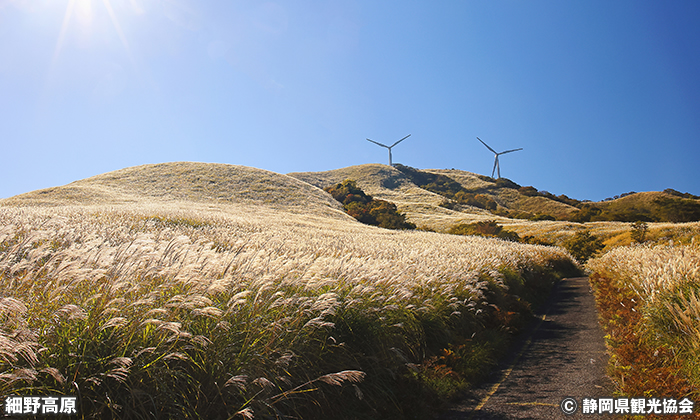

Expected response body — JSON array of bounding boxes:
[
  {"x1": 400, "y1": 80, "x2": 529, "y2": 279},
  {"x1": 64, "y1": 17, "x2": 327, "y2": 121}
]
[
  {"x1": 448, "y1": 220, "x2": 520, "y2": 242},
  {"x1": 325, "y1": 180, "x2": 415, "y2": 230},
  {"x1": 569, "y1": 205, "x2": 602, "y2": 223},
  {"x1": 563, "y1": 230, "x2": 604, "y2": 263},
  {"x1": 324, "y1": 180, "x2": 372, "y2": 204},
  {"x1": 630, "y1": 221, "x2": 648, "y2": 243}
]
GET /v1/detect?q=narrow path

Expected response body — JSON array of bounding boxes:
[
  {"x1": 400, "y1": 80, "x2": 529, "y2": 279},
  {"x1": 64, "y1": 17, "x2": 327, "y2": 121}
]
[{"x1": 441, "y1": 277, "x2": 614, "y2": 419}]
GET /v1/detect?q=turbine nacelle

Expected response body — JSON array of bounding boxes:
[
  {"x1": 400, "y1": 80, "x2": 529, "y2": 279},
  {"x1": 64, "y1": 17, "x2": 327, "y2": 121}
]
[
  {"x1": 476, "y1": 137, "x2": 522, "y2": 179},
  {"x1": 366, "y1": 134, "x2": 410, "y2": 167}
]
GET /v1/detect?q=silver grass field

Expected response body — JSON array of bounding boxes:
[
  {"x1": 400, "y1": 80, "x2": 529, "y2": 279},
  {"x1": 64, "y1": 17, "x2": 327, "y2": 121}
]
[
  {"x1": 588, "y1": 244, "x2": 700, "y2": 395},
  {"x1": 0, "y1": 197, "x2": 576, "y2": 419}
]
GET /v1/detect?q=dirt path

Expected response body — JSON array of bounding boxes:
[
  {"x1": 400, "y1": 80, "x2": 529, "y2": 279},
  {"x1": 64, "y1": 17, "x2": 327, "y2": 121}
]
[{"x1": 440, "y1": 277, "x2": 614, "y2": 419}]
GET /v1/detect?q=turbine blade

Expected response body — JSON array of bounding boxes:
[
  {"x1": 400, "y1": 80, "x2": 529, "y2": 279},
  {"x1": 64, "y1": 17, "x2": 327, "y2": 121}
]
[
  {"x1": 366, "y1": 138, "x2": 389, "y2": 148},
  {"x1": 492, "y1": 157, "x2": 498, "y2": 178},
  {"x1": 499, "y1": 148, "x2": 523, "y2": 155},
  {"x1": 390, "y1": 134, "x2": 411, "y2": 148},
  {"x1": 477, "y1": 137, "x2": 497, "y2": 154}
]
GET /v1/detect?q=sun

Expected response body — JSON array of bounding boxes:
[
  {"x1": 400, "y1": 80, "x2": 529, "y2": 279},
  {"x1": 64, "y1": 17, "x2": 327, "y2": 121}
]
[{"x1": 51, "y1": 0, "x2": 134, "y2": 70}]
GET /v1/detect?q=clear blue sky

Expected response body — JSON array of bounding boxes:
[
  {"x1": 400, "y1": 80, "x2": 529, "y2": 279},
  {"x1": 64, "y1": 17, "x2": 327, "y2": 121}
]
[{"x1": 2, "y1": 1, "x2": 699, "y2": 201}]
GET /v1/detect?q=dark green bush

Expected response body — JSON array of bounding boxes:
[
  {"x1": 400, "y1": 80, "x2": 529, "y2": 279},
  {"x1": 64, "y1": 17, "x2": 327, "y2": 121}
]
[
  {"x1": 562, "y1": 230, "x2": 604, "y2": 263},
  {"x1": 324, "y1": 180, "x2": 415, "y2": 230},
  {"x1": 448, "y1": 220, "x2": 520, "y2": 242}
]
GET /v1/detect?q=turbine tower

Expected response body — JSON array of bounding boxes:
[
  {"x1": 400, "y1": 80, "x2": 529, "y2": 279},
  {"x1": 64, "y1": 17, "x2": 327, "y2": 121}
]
[
  {"x1": 366, "y1": 134, "x2": 410, "y2": 166},
  {"x1": 477, "y1": 137, "x2": 522, "y2": 179}
]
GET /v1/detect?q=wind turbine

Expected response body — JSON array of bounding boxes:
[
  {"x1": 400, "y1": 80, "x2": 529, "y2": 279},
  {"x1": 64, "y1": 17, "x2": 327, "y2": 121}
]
[
  {"x1": 477, "y1": 137, "x2": 523, "y2": 179},
  {"x1": 366, "y1": 134, "x2": 410, "y2": 167}
]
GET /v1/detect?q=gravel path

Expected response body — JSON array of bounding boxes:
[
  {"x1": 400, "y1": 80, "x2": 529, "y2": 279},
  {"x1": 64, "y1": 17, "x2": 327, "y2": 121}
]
[{"x1": 440, "y1": 277, "x2": 614, "y2": 419}]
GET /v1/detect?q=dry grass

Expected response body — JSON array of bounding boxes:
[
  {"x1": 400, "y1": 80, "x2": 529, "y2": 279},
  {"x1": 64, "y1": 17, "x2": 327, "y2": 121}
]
[
  {"x1": 589, "y1": 244, "x2": 700, "y2": 400},
  {"x1": 290, "y1": 164, "x2": 692, "y2": 242},
  {"x1": 0, "y1": 161, "x2": 578, "y2": 419},
  {"x1": 4, "y1": 162, "x2": 344, "y2": 216},
  {"x1": 588, "y1": 244, "x2": 700, "y2": 306},
  {"x1": 0, "y1": 203, "x2": 574, "y2": 418}
]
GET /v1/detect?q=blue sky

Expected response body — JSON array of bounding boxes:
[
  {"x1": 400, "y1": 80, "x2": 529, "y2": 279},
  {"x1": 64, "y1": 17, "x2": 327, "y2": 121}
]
[{"x1": 1, "y1": 1, "x2": 699, "y2": 201}]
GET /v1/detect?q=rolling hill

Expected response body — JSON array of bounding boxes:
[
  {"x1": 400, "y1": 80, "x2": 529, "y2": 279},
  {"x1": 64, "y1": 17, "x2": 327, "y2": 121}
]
[
  {"x1": 0, "y1": 162, "x2": 349, "y2": 220},
  {"x1": 289, "y1": 163, "x2": 700, "y2": 244},
  {"x1": 3, "y1": 161, "x2": 699, "y2": 246}
]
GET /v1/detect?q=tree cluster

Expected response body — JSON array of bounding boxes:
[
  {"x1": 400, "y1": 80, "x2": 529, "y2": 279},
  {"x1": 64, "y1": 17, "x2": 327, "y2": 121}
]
[
  {"x1": 448, "y1": 220, "x2": 520, "y2": 242},
  {"x1": 562, "y1": 230, "x2": 604, "y2": 263},
  {"x1": 567, "y1": 198, "x2": 700, "y2": 223},
  {"x1": 324, "y1": 180, "x2": 416, "y2": 230}
]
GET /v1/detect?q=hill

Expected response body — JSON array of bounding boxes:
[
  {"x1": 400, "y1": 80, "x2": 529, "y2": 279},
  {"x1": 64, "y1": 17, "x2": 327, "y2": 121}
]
[
  {"x1": 290, "y1": 164, "x2": 584, "y2": 232},
  {"x1": 3, "y1": 162, "x2": 699, "y2": 246},
  {"x1": 0, "y1": 162, "x2": 579, "y2": 420},
  {"x1": 0, "y1": 162, "x2": 348, "y2": 219},
  {"x1": 575, "y1": 190, "x2": 700, "y2": 223},
  {"x1": 290, "y1": 164, "x2": 700, "y2": 246}
]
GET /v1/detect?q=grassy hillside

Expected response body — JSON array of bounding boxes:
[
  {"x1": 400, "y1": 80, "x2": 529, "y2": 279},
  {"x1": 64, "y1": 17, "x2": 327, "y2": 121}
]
[
  {"x1": 290, "y1": 164, "x2": 700, "y2": 249},
  {"x1": 579, "y1": 191, "x2": 700, "y2": 223},
  {"x1": 289, "y1": 164, "x2": 495, "y2": 232},
  {"x1": 0, "y1": 162, "x2": 579, "y2": 419},
  {"x1": 2, "y1": 162, "x2": 345, "y2": 216},
  {"x1": 290, "y1": 164, "x2": 583, "y2": 232}
]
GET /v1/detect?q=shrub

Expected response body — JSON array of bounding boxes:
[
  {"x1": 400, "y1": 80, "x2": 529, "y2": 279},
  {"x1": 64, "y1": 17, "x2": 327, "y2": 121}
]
[
  {"x1": 518, "y1": 186, "x2": 538, "y2": 197},
  {"x1": 529, "y1": 213, "x2": 555, "y2": 221},
  {"x1": 324, "y1": 180, "x2": 415, "y2": 230},
  {"x1": 568, "y1": 205, "x2": 602, "y2": 223},
  {"x1": 325, "y1": 180, "x2": 372, "y2": 205},
  {"x1": 630, "y1": 221, "x2": 648, "y2": 243},
  {"x1": 448, "y1": 221, "x2": 520, "y2": 242},
  {"x1": 494, "y1": 178, "x2": 520, "y2": 190},
  {"x1": 653, "y1": 197, "x2": 700, "y2": 222},
  {"x1": 562, "y1": 230, "x2": 604, "y2": 263}
]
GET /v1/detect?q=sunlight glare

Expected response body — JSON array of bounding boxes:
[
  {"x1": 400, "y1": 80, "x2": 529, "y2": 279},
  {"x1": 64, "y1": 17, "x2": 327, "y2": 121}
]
[
  {"x1": 102, "y1": 0, "x2": 131, "y2": 56},
  {"x1": 75, "y1": 0, "x2": 93, "y2": 27},
  {"x1": 50, "y1": 0, "x2": 76, "y2": 74},
  {"x1": 49, "y1": 0, "x2": 138, "y2": 83}
]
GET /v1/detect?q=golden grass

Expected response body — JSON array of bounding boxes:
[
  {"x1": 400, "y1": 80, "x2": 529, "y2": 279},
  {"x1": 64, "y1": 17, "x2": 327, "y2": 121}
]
[
  {"x1": 3, "y1": 162, "x2": 344, "y2": 216},
  {"x1": 589, "y1": 244, "x2": 700, "y2": 398},
  {"x1": 0, "y1": 162, "x2": 577, "y2": 418},
  {"x1": 588, "y1": 244, "x2": 700, "y2": 301},
  {"x1": 289, "y1": 164, "x2": 649, "y2": 239}
]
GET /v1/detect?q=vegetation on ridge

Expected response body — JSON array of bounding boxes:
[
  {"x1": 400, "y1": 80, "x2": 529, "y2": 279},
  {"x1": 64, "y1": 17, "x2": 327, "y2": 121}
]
[
  {"x1": 448, "y1": 220, "x2": 521, "y2": 242},
  {"x1": 394, "y1": 164, "x2": 500, "y2": 211},
  {"x1": 324, "y1": 179, "x2": 416, "y2": 230}
]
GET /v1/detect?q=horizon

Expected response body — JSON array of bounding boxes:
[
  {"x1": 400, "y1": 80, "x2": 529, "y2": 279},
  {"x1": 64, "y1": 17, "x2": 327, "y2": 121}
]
[{"x1": 2, "y1": 1, "x2": 699, "y2": 201}]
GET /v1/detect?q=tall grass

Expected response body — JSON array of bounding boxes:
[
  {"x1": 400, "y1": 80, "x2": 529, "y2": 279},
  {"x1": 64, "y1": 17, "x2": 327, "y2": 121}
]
[
  {"x1": 588, "y1": 244, "x2": 700, "y2": 403},
  {"x1": 0, "y1": 204, "x2": 577, "y2": 419}
]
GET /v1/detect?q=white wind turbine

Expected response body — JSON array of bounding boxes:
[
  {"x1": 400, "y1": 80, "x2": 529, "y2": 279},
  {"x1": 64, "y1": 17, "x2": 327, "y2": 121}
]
[
  {"x1": 477, "y1": 137, "x2": 523, "y2": 179},
  {"x1": 366, "y1": 134, "x2": 410, "y2": 167}
]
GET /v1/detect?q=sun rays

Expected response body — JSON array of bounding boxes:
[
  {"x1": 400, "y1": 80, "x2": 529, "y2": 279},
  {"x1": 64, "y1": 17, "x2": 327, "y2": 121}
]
[{"x1": 49, "y1": 0, "x2": 136, "y2": 82}]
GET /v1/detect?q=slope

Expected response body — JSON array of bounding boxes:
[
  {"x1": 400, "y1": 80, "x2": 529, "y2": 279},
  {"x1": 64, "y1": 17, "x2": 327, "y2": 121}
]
[
  {"x1": 0, "y1": 162, "x2": 347, "y2": 219},
  {"x1": 584, "y1": 191, "x2": 700, "y2": 222},
  {"x1": 289, "y1": 164, "x2": 582, "y2": 233},
  {"x1": 289, "y1": 164, "x2": 496, "y2": 231}
]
